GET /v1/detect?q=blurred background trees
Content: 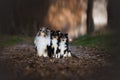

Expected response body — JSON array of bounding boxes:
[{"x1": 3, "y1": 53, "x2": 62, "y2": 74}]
[{"x1": 0, "y1": 0, "x2": 116, "y2": 40}]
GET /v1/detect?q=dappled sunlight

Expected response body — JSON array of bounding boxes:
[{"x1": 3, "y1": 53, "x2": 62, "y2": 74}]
[
  {"x1": 93, "y1": 0, "x2": 108, "y2": 31},
  {"x1": 45, "y1": 0, "x2": 86, "y2": 41},
  {"x1": 46, "y1": 0, "x2": 108, "y2": 41}
]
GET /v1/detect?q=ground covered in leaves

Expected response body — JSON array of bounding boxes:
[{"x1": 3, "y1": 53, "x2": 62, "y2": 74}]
[{"x1": 0, "y1": 43, "x2": 112, "y2": 80}]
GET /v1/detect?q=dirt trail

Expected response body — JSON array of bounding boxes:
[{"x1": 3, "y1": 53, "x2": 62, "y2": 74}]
[{"x1": 0, "y1": 43, "x2": 111, "y2": 80}]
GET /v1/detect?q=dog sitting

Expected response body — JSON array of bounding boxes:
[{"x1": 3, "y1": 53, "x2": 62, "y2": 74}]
[
  {"x1": 34, "y1": 27, "x2": 72, "y2": 58},
  {"x1": 34, "y1": 27, "x2": 49, "y2": 57},
  {"x1": 50, "y1": 30, "x2": 60, "y2": 58},
  {"x1": 45, "y1": 28, "x2": 52, "y2": 57},
  {"x1": 57, "y1": 33, "x2": 72, "y2": 58}
]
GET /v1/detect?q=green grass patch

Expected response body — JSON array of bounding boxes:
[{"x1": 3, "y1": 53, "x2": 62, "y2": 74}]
[
  {"x1": 0, "y1": 36, "x2": 34, "y2": 46},
  {"x1": 0, "y1": 36, "x2": 23, "y2": 46},
  {"x1": 71, "y1": 33, "x2": 111, "y2": 51}
]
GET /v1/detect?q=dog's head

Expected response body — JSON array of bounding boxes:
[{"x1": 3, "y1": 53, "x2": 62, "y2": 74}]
[
  {"x1": 38, "y1": 27, "x2": 47, "y2": 37},
  {"x1": 46, "y1": 28, "x2": 51, "y2": 36},
  {"x1": 51, "y1": 31, "x2": 59, "y2": 40},
  {"x1": 56, "y1": 30, "x2": 62, "y2": 37},
  {"x1": 60, "y1": 33, "x2": 68, "y2": 42}
]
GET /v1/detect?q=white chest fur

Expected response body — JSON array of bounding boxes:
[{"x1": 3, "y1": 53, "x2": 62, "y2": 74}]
[
  {"x1": 59, "y1": 41, "x2": 67, "y2": 55},
  {"x1": 52, "y1": 39, "x2": 58, "y2": 55},
  {"x1": 34, "y1": 36, "x2": 48, "y2": 57},
  {"x1": 46, "y1": 33, "x2": 51, "y2": 46}
]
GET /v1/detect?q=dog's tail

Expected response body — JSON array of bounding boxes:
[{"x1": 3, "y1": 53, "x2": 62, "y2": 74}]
[
  {"x1": 71, "y1": 53, "x2": 79, "y2": 59},
  {"x1": 68, "y1": 50, "x2": 79, "y2": 59}
]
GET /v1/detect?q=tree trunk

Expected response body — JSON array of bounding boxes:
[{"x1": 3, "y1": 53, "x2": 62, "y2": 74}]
[{"x1": 87, "y1": 0, "x2": 94, "y2": 34}]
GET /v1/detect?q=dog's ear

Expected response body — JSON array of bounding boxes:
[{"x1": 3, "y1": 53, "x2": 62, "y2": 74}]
[
  {"x1": 60, "y1": 33, "x2": 63, "y2": 37},
  {"x1": 56, "y1": 30, "x2": 60, "y2": 33},
  {"x1": 51, "y1": 30, "x2": 54, "y2": 33},
  {"x1": 46, "y1": 27, "x2": 50, "y2": 30},
  {"x1": 46, "y1": 28, "x2": 50, "y2": 32},
  {"x1": 51, "y1": 30, "x2": 54, "y2": 32},
  {"x1": 37, "y1": 32, "x2": 41, "y2": 36},
  {"x1": 65, "y1": 33, "x2": 68, "y2": 36},
  {"x1": 39, "y1": 27, "x2": 42, "y2": 31}
]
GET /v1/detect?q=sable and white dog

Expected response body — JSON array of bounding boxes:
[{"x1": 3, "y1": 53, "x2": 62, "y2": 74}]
[{"x1": 34, "y1": 27, "x2": 50, "y2": 57}]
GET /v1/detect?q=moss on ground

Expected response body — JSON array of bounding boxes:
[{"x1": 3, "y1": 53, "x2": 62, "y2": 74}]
[
  {"x1": 0, "y1": 35, "x2": 34, "y2": 46},
  {"x1": 0, "y1": 33, "x2": 113, "y2": 51},
  {"x1": 71, "y1": 33, "x2": 111, "y2": 51}
]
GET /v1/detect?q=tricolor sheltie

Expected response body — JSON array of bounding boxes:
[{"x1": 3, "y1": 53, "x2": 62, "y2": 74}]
[{"x1": 56, "y1": 33, "x2": 72, "y2": 58}]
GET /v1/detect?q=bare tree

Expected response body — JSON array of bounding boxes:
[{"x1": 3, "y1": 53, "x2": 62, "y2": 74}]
[{"x1": 87, "y1": 0, "x2": 94, "y2": 34}]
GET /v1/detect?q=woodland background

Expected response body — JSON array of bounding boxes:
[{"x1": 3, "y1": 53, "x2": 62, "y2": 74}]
[{"x1": 0, "y1": 0, "x2": 120, "y2": 80}]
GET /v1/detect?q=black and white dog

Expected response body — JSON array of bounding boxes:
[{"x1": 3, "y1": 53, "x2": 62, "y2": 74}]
[
  {"x1": 34, "y1": 27, "x2": 71, "y2": 58},
  {"x1": 56, "y1": 33, "x2": 72, "y2": 58}
]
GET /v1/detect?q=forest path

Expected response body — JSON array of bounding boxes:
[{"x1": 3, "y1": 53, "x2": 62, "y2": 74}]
[{"x1": 0, "y1": 43, "x2": 111, "y2": 80}]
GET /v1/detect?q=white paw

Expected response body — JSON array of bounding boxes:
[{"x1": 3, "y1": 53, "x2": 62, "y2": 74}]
[
  {"x1": 43, "y1": 53, "x2": 48, "y2": 57},
  {"x1": 63, "y1": 53, "x2": 67, "y2": 58},
  {"x1": 37, "y1": 52, "x2": 42, "y2": 57},
  {"x1": 63, "y1": 51, "x2": 72, "y2": 58},
  {"x1": 55, "y1": 53, "x2": 60, "y2": 58},
  {"x1": 68, "y1": 52, "x2": 72, "y2": 57}
]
